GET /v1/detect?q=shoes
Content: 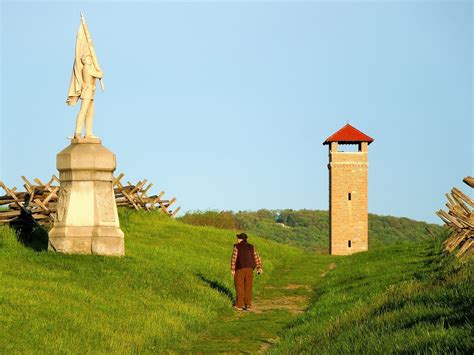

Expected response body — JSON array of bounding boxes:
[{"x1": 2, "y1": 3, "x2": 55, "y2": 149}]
[{"x1": 233, "y1": 304, "x2": 252, "y2": 311}]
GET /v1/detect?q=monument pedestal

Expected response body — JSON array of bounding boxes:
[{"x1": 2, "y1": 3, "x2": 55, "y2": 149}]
[{"x1": 48, "y1": 137, "x2": 124, "y2": 256}]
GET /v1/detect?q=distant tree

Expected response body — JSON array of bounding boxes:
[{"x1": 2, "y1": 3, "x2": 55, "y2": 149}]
[{"x1": 255, "y1": 209, "x2": 274, "y2": 219}]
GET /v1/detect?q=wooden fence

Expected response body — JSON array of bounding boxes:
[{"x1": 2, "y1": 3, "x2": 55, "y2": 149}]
[
  {"x1": 436, "y1": 176, "x2": 473, "y2": 258},
  {"x1": 0, "y1": 173, "x2": 179, "y2": 226}
]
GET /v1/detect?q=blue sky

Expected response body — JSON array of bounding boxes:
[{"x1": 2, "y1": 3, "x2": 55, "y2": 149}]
[{"x1": 0, "y1": 1, "x2": 472, "y2": 223}]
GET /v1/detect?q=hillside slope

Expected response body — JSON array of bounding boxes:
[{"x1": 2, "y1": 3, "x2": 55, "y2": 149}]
[
  {"x1": 181, "y1": 209, "x2": 444, "y2": 251},
  {"x1": 0, "y1": 209, "x2": 328, "y2": 353},
  {"x1": 0, "y1": 210, "x2": 470, "y2": 353},
  {"x1": 271, "y1": 237, "x2": 474, "y2": 353}
]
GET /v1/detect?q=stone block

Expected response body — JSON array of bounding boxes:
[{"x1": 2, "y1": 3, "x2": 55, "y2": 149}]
[{"x1": 48, "y1": 140, "x2": 125, "y2": 256}]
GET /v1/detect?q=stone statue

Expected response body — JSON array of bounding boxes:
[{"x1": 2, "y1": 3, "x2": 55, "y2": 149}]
[
  {"x1": 66, "y1": 13, "x2": 104, "y2": 139},
  {"x1": 49, "y1": 13, "x2": 125, "y2": 256}
]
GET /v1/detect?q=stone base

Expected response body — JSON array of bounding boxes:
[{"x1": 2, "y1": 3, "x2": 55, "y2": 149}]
[
  {"x1": 48, "y1": 139, "x2": 125, "y2": 256},
  {"x1": 70, "y1": 137, "x2": 101, "y2": 144},
  {"x1": 49, "y1": 226, "x2": 124, "y2": 256}
]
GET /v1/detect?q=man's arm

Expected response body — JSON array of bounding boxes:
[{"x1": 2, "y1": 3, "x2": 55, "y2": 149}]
[
  {"x1": 230, "y1": 247, "x2": 238, "y2": 275},
  {"x1": 254, "y1": 249, "x2": 262, "y2": 274}
]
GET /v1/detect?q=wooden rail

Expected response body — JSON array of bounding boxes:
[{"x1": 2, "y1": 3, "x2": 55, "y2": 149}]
[
  {"x1": 436, "y1": 176, "x2": 473, "y2": 258},
  {"x1": 0, "y1": 173, "x2": 180, "y2": 226}
]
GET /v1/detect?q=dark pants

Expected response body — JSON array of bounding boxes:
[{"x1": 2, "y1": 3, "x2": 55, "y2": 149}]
[{"x1": 234, "y1": 268, "x2": 254, "y2": 308}]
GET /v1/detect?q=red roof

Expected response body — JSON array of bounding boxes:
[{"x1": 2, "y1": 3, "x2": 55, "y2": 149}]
[{"x1": 323, "y1": 124, "x2": 374, "y2": 145}]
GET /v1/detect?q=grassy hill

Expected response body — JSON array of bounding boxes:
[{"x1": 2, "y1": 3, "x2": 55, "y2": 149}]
[
  {"x1": 271, "y1": 236, "x2": 474, "y2": 353},
  {"x1": 0, "y1": 209, "x2": 328, "y2": 353},
  {"x1": 0, "y1": 209, "x2": 471, "y2": 353},
  {"x1": 180, "y1": 209, "x2": 444, "y2": 251}
]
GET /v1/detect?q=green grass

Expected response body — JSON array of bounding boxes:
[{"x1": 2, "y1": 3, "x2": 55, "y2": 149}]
[
  {"x1": 182, "y1": 252, "x2": 331, "y2": 353},
  {"x1": 0, "y1": 209, "x2": 330, "y2": 353},
  {"x1": 0, "y1": 209, "x2": 471, "y2": 353},
  {"x1": 271, "y1": 236, "x2": 474, "y2": 353}
]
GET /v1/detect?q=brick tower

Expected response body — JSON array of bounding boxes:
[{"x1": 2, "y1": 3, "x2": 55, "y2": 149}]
[{"x1": 323, "y1": 124, "x2": 374, "y2": 255}]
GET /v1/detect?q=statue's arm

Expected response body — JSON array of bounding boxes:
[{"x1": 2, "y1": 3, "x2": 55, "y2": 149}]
[{"x1": 90, "y1": 68, "x2": 103, "y2": 79}]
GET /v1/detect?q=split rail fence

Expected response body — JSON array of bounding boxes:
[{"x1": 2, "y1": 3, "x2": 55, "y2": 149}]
[
  {"x1": 436, "y1": 176, "x2": 473, "y2": 258},
  {"x1": 0, "y1": 173, "x2": 180, "y2": 227}
]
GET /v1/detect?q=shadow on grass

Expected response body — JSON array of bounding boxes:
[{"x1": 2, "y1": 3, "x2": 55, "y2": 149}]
[
  {"x1": 10, "y1": 211, "x2": 49, "y2": 251},
  {"x1": 196, "y1": 273, "x2": 234, "y2": 302}
]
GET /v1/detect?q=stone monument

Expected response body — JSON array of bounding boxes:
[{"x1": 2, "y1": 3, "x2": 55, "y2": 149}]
[
  {"x1": 323, "y1": 124, "x2": 374, "y2": 256},
  {"x1": 48, "y1": 13, "x2": 124, "y2": 256}
]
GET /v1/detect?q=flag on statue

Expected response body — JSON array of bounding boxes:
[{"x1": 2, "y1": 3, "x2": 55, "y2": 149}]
[{"x1": 66, "y1": 14, "x2": 103, "y2": 106}]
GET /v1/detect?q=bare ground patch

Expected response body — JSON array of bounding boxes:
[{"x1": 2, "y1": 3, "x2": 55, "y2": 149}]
[
  {"x1": 259, "y1": 337, "x2": 278, "y2": 353},
  {"x1": 265, "y1": 283, "x2": 311, "y2": 290},
  {"x1": 321, "y1": 262, "x2": 337, "y2": 277},
  {"x1": 285, "y1": 283, "x2": 311, "y2": 290},
  {"x1": 251, "y1": 295, "x2": 308, "y2": 315}
]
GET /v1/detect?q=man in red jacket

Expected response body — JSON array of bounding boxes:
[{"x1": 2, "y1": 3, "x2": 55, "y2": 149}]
[{"x1": 230, "y1": 233, "x2": 263, "y2": 311}]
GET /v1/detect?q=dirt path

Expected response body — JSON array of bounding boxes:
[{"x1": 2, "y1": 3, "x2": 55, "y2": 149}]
[
  {"x1": 255, "y1": 263, "x2": 337, "y2": 353},
  {"x1": 256, "y1": 285, "x2": 310, "y2": 314},
  {"x1": 186, "y1": 258, "x2": 336, "y2": 353},
  {"x1": 255, "y1": 284, "x2": 311, "y2": 353}
]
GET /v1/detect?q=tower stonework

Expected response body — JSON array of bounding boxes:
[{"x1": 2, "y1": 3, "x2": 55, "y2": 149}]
[{"x1": 323, "y1": 124, "x2": 374, "y2": 255}]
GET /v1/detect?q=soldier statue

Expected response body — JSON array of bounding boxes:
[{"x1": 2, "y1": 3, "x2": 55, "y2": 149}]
[
  {"x1": 66, "y1": 13, "x2": 104, "y2": 139},
  {"x1": 73, "y1": 54, "x2": 103, "y2": 138}
]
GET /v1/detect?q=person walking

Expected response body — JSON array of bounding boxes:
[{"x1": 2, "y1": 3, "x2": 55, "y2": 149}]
[{"x1": 230, "y1": 233, "x2": 263, "y2": 311}]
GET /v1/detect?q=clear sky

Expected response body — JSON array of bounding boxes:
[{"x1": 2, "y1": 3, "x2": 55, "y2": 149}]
[{"x1": 0, "y1": 1, "x2": 472, "y2": 223}]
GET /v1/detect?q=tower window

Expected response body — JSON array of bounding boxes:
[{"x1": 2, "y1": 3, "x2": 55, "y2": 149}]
[
  {"x1": 348, "y1": 193, "x2": 352, "y2": 201},
  {"x1": 348, "y1": 240, "x2": 352, "y2": 248}
]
